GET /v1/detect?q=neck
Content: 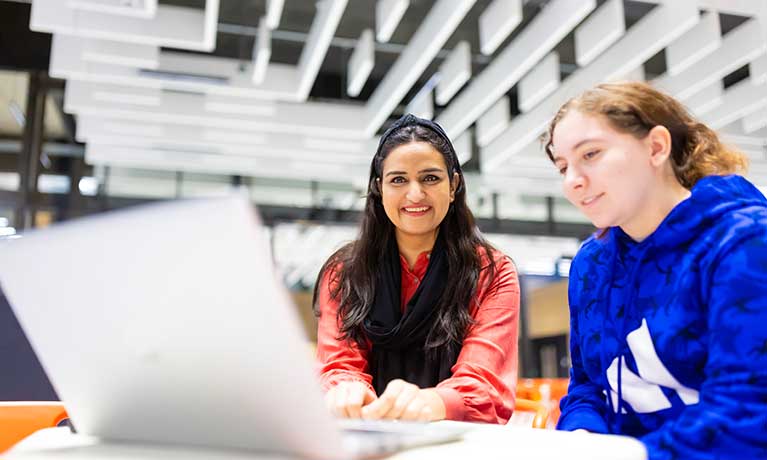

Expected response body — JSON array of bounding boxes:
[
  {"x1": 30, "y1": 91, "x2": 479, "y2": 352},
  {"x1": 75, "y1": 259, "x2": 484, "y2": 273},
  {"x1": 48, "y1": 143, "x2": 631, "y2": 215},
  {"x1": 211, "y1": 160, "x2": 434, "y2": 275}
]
[
  {"x1": 622, "y1": 173, "x2": 691, "y2": 242},
  {"x1": 395, "y1": 229, "x2": 438, "y2": 269}
]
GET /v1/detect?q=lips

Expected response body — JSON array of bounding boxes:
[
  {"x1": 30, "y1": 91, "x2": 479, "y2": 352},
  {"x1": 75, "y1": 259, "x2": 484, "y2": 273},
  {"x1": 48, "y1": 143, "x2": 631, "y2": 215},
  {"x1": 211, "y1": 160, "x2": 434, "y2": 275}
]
[
  {"x1": 402, "y1": 205, "x2": 432, "y2": 216},
  {"x1": 581, "y1": 193, "x2": 604, "y2": 207}
]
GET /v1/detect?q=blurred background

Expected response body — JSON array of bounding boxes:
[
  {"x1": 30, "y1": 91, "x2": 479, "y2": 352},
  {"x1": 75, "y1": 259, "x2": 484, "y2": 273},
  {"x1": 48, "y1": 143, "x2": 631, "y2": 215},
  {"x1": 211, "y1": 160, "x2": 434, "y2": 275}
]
[{"x1": 0, "y1": 0, "x2": 765, "y2": 398}]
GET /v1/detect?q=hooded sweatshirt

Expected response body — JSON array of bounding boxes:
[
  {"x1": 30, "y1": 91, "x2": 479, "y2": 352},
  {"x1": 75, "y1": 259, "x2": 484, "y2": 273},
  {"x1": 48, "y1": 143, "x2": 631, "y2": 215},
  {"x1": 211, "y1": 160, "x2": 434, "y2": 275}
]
[{"x1": 557, "y1": 175, "x2": 767, "y2": 460}]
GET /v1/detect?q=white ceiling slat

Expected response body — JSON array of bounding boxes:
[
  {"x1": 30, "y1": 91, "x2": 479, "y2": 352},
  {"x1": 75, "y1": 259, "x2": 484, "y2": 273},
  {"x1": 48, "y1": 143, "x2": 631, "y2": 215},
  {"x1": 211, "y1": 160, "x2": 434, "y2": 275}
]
[
  {"x1": 265, "y1": 0, "x2": 285, "y2": 30},
  {"x1": 296, "y1": 0, "x2": 348, "y2": 101},
  {"x1": 478, "y1": 0, "x2": 522, "y2": 56},
  {"x1": 375, "y1": 0, "x2": 409, "y2": 43},
  {"x1": 363, "y1": 0, "x2": 476, "y2": 136},
  {"x1": 453, "y1": 130, "x2": 472, "y2": 165},
  {"x1": 665, "y1": 12, "x2": 721, "y2": 77},
  {"x1": 68, "y1": 0, "x2": 158, "y2": 19},
  {"x1": 685, "y1": 80, "x2": 723, "y2": 116},
  {"x1": 435, "y1": 41, "x2": 471, "y2": 106},
  {"x1": 518, "y1": 52, "x2": 560, "y2": 113},
  {"x1": 743, "y1": 107, "x2": 767, "y2": 134},
  {"x1": 436, "y1": 0, "x2": 597, "y2": 139},
  {"x1": 405, "y1": 87, "x2": 434, "y2": 120},
  {"x1": 574, "y1": 0, "x2": 625, "y2": 67},
  {"x1": 700, "y1": 78, "x2": 767, "y2": 129},
  {"x1": 654, "y1": 19, "x2": 767, "y2": 101},
  {"x1": 252, "y1": 16, "x2": 272, "y2": 85},
  {"x1": 481, "y1": 2, "x2": 699, "y2": 173},
  {"x1": 476, "y1": 96, "x2": 510, "y2": 147},
  {"x1": 64, "y1": 81, "x2": 368, "y2": 139},
  {"x1": 347, "y1": 29, "x2": 375, "y2": 97},
  {"x1": 81, "y1": 38, "x2": 159, "y2": 69},
  {"x1": 32, "y1": 0, "x2": 220, "y2": 52},
  {"x1": 752, "y1": 53, "x2": 767, "y2": 84}
]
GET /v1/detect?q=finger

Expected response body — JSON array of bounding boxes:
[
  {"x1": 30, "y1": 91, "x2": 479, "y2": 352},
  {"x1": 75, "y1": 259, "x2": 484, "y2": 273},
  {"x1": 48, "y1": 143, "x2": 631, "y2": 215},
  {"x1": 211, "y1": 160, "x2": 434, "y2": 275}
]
[
  {"x1": 333, "y1": 385, "x2": 351, "y2": 418},
  {"x1": 418, "y1": 405, "x2": 433, "y2": 422},
  {"x1": 399, "y1": 397, "x2": 426, "y2": 421},
  {"x1": 345, "y1": 385, "x2": 367, "y2": 418},
  {"x1": 362, "y1": 379, "x2": 405, "y2": 419},
  {"x1": 382, "y1": 384, "x2": 419, "y2": 420}
]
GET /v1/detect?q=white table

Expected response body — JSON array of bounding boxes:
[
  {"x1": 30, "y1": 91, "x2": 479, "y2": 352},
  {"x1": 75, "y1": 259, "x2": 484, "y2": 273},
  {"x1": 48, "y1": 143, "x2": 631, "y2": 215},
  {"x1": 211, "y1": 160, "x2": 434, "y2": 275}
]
[{"x1": 6, "y1": 423, "x2": 647, "y2": 460}]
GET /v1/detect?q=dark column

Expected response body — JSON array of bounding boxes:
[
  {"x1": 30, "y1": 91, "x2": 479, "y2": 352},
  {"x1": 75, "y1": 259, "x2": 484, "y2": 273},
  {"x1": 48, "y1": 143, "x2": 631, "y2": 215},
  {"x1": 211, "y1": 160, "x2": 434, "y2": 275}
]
[{"x1": 16, "y1": 71, "x2": 47, "y2": 230}]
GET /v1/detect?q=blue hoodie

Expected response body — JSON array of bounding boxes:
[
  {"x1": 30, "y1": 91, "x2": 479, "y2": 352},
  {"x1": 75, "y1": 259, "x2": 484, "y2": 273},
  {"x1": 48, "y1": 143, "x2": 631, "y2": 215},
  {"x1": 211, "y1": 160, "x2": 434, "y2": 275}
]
[{"x1": 557, "y1": 175, "x2": 767, "y2": 460}]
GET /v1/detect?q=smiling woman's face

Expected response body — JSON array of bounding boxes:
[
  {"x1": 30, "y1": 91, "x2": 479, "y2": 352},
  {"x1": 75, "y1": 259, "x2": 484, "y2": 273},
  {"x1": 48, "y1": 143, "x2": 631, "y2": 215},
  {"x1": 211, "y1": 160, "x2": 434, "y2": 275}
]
[
  {"x1": 551, "y1": 109, "x2": 657, "y2": 230},
  {"x1": 380, "y1": 141, "x2": 456, "y2": 243}
]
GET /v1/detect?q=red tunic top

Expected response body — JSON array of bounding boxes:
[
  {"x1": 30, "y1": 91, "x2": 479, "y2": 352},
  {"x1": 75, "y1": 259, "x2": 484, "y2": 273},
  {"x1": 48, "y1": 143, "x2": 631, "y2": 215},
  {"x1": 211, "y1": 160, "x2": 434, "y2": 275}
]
[{"x1": 316, "y1": 249, "x2": 520, "y2": 424}]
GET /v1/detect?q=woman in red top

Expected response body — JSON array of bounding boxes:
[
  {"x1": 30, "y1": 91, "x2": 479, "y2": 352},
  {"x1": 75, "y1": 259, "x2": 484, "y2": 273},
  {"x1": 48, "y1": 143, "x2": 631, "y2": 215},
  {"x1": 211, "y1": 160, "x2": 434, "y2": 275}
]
[{"x1": 313, "y1": 114, "x2": 520, "y2": 424}]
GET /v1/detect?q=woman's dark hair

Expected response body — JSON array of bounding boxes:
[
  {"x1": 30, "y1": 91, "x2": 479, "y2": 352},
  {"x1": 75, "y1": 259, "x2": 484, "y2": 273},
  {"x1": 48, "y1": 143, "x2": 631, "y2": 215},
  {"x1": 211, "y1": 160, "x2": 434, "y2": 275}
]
[{"x1": 312, "y1": 114, "x2": 498, "y2": 355}]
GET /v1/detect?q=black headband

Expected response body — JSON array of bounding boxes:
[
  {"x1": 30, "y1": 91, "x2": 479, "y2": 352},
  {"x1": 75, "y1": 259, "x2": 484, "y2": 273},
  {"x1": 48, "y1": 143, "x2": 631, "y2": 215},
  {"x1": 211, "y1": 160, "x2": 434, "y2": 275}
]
[{"x1": 373, "y1": 113, "x2": 463, "y2": 177}]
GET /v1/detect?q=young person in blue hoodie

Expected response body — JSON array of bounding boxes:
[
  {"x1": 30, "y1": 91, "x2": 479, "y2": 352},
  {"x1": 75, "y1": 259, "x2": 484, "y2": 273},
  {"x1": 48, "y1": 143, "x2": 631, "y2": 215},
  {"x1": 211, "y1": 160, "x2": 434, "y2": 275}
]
[{"x1": 543, "y1": 81, "x2": 767, "y2": 460}]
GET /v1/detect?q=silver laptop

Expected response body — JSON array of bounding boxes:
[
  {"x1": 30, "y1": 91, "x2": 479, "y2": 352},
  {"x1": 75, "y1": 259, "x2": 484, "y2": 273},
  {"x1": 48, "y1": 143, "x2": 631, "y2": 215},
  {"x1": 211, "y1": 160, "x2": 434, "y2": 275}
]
[{"x1": 0, "y1": 194, "x2": 464, "y2": 459}]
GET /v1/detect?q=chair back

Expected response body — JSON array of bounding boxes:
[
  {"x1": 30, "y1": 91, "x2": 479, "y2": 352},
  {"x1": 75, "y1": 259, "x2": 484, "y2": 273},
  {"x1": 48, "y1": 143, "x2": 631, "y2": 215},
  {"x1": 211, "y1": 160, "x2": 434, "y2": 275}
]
[{"x1": 0, "y1": 402, "x2": 68, "y2": 453}]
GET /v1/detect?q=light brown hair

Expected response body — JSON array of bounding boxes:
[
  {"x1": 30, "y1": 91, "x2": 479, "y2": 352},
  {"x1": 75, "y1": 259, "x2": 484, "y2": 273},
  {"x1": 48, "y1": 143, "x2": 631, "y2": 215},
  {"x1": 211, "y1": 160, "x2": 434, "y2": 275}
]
[{"x1": 543, "y1": 81, "x2": 748, "y2": 189}]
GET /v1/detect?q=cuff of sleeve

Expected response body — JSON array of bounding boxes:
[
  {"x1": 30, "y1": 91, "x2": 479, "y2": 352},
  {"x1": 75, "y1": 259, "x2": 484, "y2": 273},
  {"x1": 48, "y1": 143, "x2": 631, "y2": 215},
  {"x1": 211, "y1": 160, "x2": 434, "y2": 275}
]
[
  {"x1": 556, "y1": 410, "x2": 609, "y2": 434},
  {"x1": 321, "y1": 373, "x2": 375, "y2": 393},
  {"x1": 435, "y1": 387, "x2": 466, "y2": 422}
]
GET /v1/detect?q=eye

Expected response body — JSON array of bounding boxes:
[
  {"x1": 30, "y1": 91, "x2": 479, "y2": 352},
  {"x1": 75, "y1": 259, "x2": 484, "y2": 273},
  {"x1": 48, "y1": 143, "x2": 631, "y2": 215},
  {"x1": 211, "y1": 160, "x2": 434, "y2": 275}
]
[
  {"x1": 422, "y1": 174, "x2": 441, "y2": 183},
  {"x1": 390, "y1": 176, "x2": 406, "y2": 184},
  {"x1": 584, "y1": 150, "x2": 600, "y2": 160},
  {"x1": 557, "y1": 165, "x2": 568, "y2": 175}
]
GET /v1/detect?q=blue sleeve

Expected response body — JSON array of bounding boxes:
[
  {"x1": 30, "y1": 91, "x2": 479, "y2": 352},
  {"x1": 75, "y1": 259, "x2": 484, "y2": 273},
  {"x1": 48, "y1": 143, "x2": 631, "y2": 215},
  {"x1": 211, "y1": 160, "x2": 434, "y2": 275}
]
[
  {"x1": 556, "y1": 259, "x2": 610, "y2": 434},
  {"x1": 641, "y1": 234, "x2": 767, "y2": 460}
]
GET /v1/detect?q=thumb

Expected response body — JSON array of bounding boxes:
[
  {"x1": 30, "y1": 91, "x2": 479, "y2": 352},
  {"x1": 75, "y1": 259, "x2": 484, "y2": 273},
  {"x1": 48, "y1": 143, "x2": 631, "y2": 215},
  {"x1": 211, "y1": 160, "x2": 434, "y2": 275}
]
[{"x1": 363, "y1": 387, "x2": 378, "y2": 405}]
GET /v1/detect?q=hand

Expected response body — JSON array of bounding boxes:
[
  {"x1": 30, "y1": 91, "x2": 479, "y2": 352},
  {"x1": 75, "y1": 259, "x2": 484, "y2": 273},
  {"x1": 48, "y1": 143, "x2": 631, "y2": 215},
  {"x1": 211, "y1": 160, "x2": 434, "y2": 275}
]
[
  {"x1": 325, "y1": 380, "x2": 377, "y2": 418},
  {"x1": 360, "y1": 379, "x2": 446, "y2": 422}
]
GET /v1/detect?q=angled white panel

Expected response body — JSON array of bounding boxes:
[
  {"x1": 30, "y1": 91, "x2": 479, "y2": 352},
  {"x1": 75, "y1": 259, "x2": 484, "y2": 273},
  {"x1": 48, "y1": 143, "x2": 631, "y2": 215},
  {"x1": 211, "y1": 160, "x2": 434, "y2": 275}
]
[
  {"x1": 252, "y1": 16, "x2": 272, "y2": 85},
  {"x1": 613, "y1": 65, "x2": 645, "y2": 82},
  {"x1": 752, "y1": 53, "x2": 767, "y2": 84},
  {"x1": 479, "y1": 0, "x2": 522, "y2": 55},
  {"x1": 296, "y1": 0, "x2": 348, "y2": 100},
  {"x1": 347, "y1": 29, "x2": 375, "y2": 97},
  {"x1": 64, "y1": 81, "x2": 368, "y2": 139},
  {"x1": 654, "y1": 19, "x2": 767, "y2": 101},
  {"x1": 697, "y1": 0, "x2": 767, "y2": 17},
  {"x1": 701, "y1": 78, "x2": 767, "y2": 129},
  {"x1": 81, "y1": 38, "x2": 159, "y2": 69},
  {"x1": 518, "y1": 52, "x2": 560, "y2": 112},
  {"x1": 266, "y1": 0, "x2": 285, "y2": 30},
  {"x1": 68, "y1": 0, "x2": 157, "y2": 18},
  {"x1": 685, "y1": 80, "x2": 723, "y2": 116},
  {"x1": 364, "y1": 0, "x2": 476, "y2": 135},
  {"x1": 743, "y1": 107, "x2": 767, "y2": 133},
  {"x1": 91, "y1": 85, "x2": 161, "y2": 106},
  {"x1": 437, "y1": 0, "x2": 597, "y2": 138},
  {"x1": 476, "y1": 96, "x2": 509, "y2": 147},
  {"x1": 665, "y1": 12, "x2": 721, "y2": 76},
  {"x1": 376, "y1": 0, "x2": 409, "y2": 43},
  {"x1": 453, "y1": 130, "x2": 472, "y2": 165},
  {"x1": 482, "y1": 2, "x2": 699, "y2": 172},
  {"x1": 406, "y1": 89, "x2": 434, "y2": 120},
  {"x1": 436, "y1": 41, "x2": 471, "y2": 105},
  {"x1": 85, "y1": 145, "x2": 368, "y2": 183},
  {"x1": 575, "y1": 0, "x2": 625, "y2": 67},
  {"x1": 204, "y1": 94, "x2": 277, "y2": 116},
  {"x1": 32, "y1": 0, "x2": 220, "y2": 52}
]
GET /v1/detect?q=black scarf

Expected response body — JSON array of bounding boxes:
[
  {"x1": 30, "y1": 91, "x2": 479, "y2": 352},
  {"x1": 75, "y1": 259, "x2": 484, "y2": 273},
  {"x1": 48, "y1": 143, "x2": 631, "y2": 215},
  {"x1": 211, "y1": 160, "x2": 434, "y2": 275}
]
[{"x1": 362, "y1": 231, "x2": 460, "y2": 394}]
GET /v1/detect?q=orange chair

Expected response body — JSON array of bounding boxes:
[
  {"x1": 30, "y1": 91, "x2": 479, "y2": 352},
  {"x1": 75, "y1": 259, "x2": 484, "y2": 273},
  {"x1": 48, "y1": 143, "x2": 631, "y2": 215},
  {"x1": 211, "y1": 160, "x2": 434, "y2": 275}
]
[
  {"x1": 516, "y1": 378, "x2": 569, "y2": 425},
  {"x1": 513, "y1": 397, "x2": 550, "y2": 429},
  {"x1": 0, "y1": 402, "x2": 69, "y2": 453}
]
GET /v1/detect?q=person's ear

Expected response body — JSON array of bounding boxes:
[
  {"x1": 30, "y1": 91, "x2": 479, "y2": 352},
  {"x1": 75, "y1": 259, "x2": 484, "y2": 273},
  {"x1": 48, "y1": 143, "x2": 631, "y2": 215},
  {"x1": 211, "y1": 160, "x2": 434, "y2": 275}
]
[
  {"x1": 449, "y1": 172, "x2": 460, "y2": 202},
  {"x1": 370, "y1": 177, "x2": 382, "y2": 197},
  {"x1": 647, "y1": 125, "x2": 672, "y2": 168}
]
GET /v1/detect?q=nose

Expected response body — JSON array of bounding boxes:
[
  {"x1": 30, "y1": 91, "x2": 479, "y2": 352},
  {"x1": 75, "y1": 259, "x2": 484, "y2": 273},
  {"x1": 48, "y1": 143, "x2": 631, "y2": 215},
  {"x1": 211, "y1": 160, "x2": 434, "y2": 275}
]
[
  {"x1": 563, "y1": 165, "x2": 586, "y2": 194},
  {"x1": 405, "y1": 181, "x2": 426, "y2": 202}
]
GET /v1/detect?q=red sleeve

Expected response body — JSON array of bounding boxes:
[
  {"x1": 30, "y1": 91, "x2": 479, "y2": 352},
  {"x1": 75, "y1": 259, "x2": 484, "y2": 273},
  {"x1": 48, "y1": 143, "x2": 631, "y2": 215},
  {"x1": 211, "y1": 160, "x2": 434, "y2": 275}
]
[
  {"x1": 315, "y1": 267, "x2": 374, "y2": 393},
  {"x1": 435, "y1": 253, "x2": 520, "y2": 424}
]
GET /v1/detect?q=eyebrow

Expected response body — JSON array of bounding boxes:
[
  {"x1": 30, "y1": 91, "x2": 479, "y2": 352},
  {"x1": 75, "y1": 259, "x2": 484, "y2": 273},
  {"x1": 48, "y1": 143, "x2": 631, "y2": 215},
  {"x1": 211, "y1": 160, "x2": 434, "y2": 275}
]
[
  {"x1": 552, "y1": 138, "x2": 604, "y2": 162},
  {"x1": 384, "y1": 167, "x2": 445, "y2": 177}
]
